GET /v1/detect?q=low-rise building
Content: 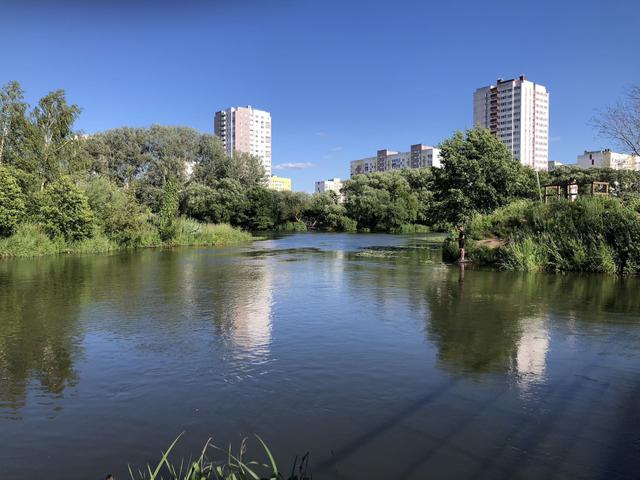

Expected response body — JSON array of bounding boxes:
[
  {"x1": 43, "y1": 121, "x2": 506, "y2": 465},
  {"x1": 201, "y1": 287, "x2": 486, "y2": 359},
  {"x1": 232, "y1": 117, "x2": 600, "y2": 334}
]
[
  {"x1": 350, "y1": 144, "x2": 441, "y2": 177},
  {"x1": 577, "y1": 149, "x2": 640, "y2": 170},
  {"x1": 548, "y1": 160, "x2": 564, "y2": 171},
  {"x1": 315, "y1": 178, "x2": 344, "y2": 202},
  {"x1": 268, "y1": 175, "x2": 292, "y2": 192}
]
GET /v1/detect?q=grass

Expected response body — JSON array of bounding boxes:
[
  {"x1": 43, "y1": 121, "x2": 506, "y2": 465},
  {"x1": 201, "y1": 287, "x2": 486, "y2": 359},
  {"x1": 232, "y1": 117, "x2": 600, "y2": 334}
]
[
  {"x1": 0, "y1": 219, "x2": 254, "y2": 259},
  {"x1": 453, "y1": 196, "x2": 640, "y2": 274},
  {"x1": 127, "y1": 434, "x2": 310, "y2": 480},
  {"x1": 171, "y1": 218, "x2": 254, "y2": 247}
]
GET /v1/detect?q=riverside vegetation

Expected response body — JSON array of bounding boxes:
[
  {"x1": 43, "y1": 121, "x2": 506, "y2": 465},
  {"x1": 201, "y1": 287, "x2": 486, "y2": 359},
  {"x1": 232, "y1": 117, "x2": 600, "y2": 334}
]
[{"x1": 2, "y1": 80, "x2": 640, "y2": 270}]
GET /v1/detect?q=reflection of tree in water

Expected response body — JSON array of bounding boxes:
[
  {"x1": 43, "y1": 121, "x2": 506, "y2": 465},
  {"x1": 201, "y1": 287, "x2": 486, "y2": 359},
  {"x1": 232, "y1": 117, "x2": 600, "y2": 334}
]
[
  {"x1": 0, "y1": 256, "x2": 93, "y2": 411},
  {"x1": 424, "y1": 269, "x2": 640, "y2": 377}
]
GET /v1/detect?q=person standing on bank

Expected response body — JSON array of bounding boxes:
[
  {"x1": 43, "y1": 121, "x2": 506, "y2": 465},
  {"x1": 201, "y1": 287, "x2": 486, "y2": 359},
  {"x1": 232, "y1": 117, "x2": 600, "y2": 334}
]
[{"x1": 458, "y1": 225, "x2": 466, "y2": 262}]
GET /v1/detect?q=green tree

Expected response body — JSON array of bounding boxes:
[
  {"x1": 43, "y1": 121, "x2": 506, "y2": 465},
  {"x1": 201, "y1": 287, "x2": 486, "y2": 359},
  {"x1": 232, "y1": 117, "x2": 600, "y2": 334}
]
[
  {"x1": 158, "y1": 178, "x2": 180, "y2": 241},
  {"x1": 0, "y1": 166, "x2": 26, "y2": 237},
  {"x1": 39, "y1": 176, "x2": 94, "y2": 241},
  {"x1": 81, "y1": 176, "x2": 149, "y2": 246},
  {"x1": 432, "y1": 128, "x2": 538, "y2": 226},
  {"x1": 243, "y1": 187, "x2": 276, "y2": 230},
  {"x1": 343, "y1": 172, "x2": 418, "y2": 231},
  {"x1": 0, "y1": 81, "x2": 29, "y2": 167},
  {"x1": 305, "y1": 191, "x2": 352, "y2": 230},
  {"x1": 28, "y1": 90, "x2": 82, "y2": 188}
]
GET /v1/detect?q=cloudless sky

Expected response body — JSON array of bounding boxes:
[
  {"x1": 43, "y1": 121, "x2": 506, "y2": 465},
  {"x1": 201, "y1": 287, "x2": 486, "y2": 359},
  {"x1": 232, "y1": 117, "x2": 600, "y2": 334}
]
[{"x1": 2, "y1": 0, "x2": 639, "y2": 192}]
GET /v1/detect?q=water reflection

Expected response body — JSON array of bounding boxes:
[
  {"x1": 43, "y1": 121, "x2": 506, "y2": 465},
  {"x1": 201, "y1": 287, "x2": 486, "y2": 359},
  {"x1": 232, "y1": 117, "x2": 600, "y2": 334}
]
[
  {"x1": 0, "y1": 257, "x2": 90, "y2": 413},
  {"x1": 514, "y1": 315, "x2": 549, "y2": 391}
]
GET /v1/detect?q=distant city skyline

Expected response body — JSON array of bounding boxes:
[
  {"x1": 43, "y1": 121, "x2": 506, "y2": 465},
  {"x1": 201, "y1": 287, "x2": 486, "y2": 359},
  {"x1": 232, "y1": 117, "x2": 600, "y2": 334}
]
[{"x1": 2, "y1": 0, "x2": 639, "y2": 191}]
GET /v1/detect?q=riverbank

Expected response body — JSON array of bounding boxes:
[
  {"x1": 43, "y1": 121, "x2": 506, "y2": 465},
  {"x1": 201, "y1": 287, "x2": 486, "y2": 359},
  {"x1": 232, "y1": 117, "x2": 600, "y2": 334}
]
[
  {"x1": 443, "y1": 197, "x2": 640, "y2": 274},
  {"x1": 0, "y1": 218, "x2": 254, "y2": 259}
]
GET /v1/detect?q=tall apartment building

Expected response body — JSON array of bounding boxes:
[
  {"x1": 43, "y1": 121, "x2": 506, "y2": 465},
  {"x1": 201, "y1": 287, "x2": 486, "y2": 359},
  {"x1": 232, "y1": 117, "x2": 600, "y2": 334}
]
[
  {"x1": 577, "y1": 149, "x2": 640, "y2": 170},
  {"x1": 473, "y1": 75, "x2": 549, "y2": 171},
  {"x1": 214, "y1": 106, "x2": 272, "y2": 176},
  {"x1": 350, "y1": 144, "x2": 441, "y2": 177}
]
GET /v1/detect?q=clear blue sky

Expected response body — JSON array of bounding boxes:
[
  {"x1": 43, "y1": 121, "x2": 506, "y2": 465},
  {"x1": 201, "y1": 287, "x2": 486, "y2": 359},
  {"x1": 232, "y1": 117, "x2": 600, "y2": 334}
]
[{"x1": 3, "y1": 0, "x2": 639, "y2": 192}]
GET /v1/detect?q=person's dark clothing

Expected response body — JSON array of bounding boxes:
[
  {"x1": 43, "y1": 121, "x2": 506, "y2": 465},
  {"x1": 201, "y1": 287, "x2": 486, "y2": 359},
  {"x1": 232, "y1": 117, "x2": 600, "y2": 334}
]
[{"x1": 458, "y1": 231, "x2": 466, "y2": 249}]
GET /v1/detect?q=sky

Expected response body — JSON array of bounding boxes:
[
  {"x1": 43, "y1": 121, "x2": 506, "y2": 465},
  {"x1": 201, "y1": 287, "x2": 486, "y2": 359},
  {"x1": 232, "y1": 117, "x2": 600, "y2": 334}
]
[{"x1": 2, "y1": 0, "x2": 639, "y2": 192}]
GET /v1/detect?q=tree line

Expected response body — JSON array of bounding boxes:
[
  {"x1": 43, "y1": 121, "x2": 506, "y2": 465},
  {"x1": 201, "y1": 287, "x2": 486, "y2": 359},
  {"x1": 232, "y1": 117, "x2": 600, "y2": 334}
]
[{"x1": 2, "y1": 80, "x2": 640, "y2": 253}]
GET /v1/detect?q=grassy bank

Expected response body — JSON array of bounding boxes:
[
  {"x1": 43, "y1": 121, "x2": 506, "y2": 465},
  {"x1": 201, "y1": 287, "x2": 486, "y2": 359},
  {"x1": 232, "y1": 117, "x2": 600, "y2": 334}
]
[
  {"x1": 0, "y1": 218, "x2": 254, "y2": 259},
  {"x1": 443, "y1": 197, "x2": 640, "y2": 274}
]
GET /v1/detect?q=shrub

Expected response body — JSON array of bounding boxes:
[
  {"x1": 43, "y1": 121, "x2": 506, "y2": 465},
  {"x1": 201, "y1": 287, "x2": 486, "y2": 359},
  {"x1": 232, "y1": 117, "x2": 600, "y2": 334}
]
[
  {"x1": 39, "y1": 176, "x2": 94, "y2": 241},
  {"x1": 276, "y1": 220, "x2": 308, "y2": 232},
  {"x1": 81, "y1": 177, "x2": 150, "y2": 246},
  {"x1": 465, "y1": 196, "x2": 640, "y2": 274},
  {"x1": 158, "y1": 179, "x2": 180, "y2": 242},
  {"x1": 172, "y1": 217, "x2": 253, "y2": 246},
  {"x1": 0, "y1": 166, "x2": 26, "y2": 237},
  {"x1": 0, "y1": 223, "x2": 57, "y2": 257}
]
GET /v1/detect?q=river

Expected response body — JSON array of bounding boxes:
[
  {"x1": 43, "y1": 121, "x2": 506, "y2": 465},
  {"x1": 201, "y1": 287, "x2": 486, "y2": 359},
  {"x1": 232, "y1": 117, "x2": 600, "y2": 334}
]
[{"x1": 1, "y1": 233, "x2": 639, "y2": 479}]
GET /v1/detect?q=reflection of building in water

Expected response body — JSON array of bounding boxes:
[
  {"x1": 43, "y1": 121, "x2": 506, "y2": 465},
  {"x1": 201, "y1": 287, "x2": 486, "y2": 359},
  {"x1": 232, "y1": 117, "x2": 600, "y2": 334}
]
[
  {"x1": 515, "y1": 316, "x2": 549, "y2": 390},
  {"x1": 229, "y1": 262, "x2": 274, "y2": 356}
]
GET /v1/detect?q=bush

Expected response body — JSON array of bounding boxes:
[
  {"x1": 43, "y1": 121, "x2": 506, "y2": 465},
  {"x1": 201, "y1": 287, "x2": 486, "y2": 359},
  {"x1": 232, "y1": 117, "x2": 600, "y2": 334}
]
[
  {"x1": 0, "y1": 223, "x2": 57, "y2": 257},
  {"x1": 276, "y1": 220, "x2": 308, "y2": 232},
  {"x1": 158, "y1": 179, "x2": 180, "y2": 242},
  {"x1": 465, "y1": 196, "x2": 640, "y2": 274},
  {"x1": 39, "y1": 176, "x2": 94, "y2": 241},
  {"x1": 0, "y1": 166, "x2": 26, "y2": 237},
  {"x1": 81, "y1": 177, "x2": 151, "y2": 246},
  {"x1": 172, "y1": 217, "x2": 253, "y2": 246}
]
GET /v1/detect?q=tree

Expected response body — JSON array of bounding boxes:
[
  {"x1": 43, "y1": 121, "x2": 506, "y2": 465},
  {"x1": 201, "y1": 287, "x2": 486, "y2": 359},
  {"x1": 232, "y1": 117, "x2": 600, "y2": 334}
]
[
  {"x1": 85, "y1": 127, "x2": 149, "y2": 188},
  {"x1": 0, "y1": 166, "x2": 26, "y2": 237},
  {"x1": 158, "y1": 178, "x2": 180, "y2": 241},
  {"x1": 0, "y1": 81, "x2": 29, "y2": 166},
  {"x1": 305, "y1": 191, "x2": 351, "y2": 230},
  {"x1": 39, "y1": 176, "x2": 94, "y2": 241},
  {"x1": 243, "y1": 187, "x2": 276, "y2": 230},
  {"x1": 592, "y1": 86, "x2": 640, "y2": 157},
  {"x1": 343, "y1": 172, "x2": 418, "y2": 231},
  {"x1": 28, "y1": 90, "x2": 82, "y2": 188},
  {"x1": 81, "y1": 176, "x2": 149, "y2": 246},
  {"x1": 432, "y1": 128, "x2": 538, "y2": 226}
]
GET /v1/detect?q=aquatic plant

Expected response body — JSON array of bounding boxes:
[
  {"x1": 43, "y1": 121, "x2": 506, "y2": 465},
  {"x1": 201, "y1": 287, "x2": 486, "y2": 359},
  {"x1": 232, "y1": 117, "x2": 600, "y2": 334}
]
[{"x1": 128, "y1": 434, "x2": 311, "y2": 480}]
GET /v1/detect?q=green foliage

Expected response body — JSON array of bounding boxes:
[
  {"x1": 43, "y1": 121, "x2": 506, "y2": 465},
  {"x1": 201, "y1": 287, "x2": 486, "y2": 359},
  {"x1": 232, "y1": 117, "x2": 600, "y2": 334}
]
[
  {"x1": 0, "y1": 223, "x2": 57, "y2": 257},
  {"x1": 81, "y1": 176, "x2": 150, "y2": 246},
  {"x1": 243, "y1": 187, "x2": 276, "y2": 230},
  {"x1": 343, "y1": 172, "x2": 418, "y2": 231},
  {"x1": 0, "y1": 166, "x2": 26, "y2": 236},
  {"x1": 128, "y1": 434, "x2": 310, "y2": 480},
  {"x1": 466, "y1": 196, "x2": 640, "y2": 274},
  {"x1": 38, "y1": 176, "x2": 94, "y2": 241},
  {"x1": 172, "y1": 217, "x2": 253, "y2": 246},
  {"x1": 432, "y1": 128, "x2": 538, "y2": 226},
  {"x1": 277, "y1": 220, "x2": 308, "y2": 232},
  {"x1": 158, "y1": 179, "x2": 180, "y2": 242}
]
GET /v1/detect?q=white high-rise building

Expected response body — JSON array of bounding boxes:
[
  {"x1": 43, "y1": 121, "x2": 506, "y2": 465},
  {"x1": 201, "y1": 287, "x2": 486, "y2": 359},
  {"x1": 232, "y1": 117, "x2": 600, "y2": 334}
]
[
  {"x1": 315, "y1": 178, "x2": 344, "y2": 202},
  {"x1": 214, "y1": 106, "x2": 272, "y2": 176},
  {"x1": 473, "y1": 75, "x2": 549, "y2": 171}
]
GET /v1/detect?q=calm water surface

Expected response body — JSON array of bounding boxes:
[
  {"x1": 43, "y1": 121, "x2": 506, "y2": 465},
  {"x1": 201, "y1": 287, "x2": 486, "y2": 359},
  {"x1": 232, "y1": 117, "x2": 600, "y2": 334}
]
[{"x1": 1, "y1": 233, "x2": 639, "y2": 479}]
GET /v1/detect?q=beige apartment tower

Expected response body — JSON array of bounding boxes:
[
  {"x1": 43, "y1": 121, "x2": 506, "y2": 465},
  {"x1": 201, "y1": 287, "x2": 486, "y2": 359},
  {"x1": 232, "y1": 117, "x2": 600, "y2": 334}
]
[
  {"x1": 473, "y1": 75, "x2": 549, "y2": 171},
  {"x1": 214, "y1": 106, "x2": 272, "y2": 176}
]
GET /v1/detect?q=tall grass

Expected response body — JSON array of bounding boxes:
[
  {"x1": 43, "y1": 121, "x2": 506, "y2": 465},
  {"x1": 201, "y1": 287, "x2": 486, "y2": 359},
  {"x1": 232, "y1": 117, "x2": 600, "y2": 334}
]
[
  {"x1": 0, "y1": 219, "x2": 253, "y2": 259},
  {"x1": 128, "y1": 434, "x2": 311, "y2": 480},
  {"x1": 461, "y1": 196, "x2": 640, "y2": 274},
  {"x1": 172, "y1": 218, "x2": 254, "y2": 247}
]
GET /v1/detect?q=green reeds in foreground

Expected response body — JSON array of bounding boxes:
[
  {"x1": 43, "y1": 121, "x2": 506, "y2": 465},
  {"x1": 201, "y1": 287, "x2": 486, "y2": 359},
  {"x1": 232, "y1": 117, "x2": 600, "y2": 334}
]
[{"x1": 128, "y1": 434, "x2": 311, "y2": 480}]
